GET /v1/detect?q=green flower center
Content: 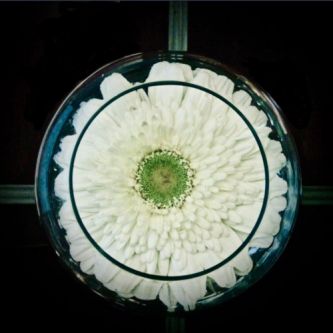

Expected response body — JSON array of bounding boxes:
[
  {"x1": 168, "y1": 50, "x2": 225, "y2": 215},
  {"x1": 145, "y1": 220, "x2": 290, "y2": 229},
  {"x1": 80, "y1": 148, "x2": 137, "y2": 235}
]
[{"x1": 136, "y1": 150, "x2": 194, "y2": 209}]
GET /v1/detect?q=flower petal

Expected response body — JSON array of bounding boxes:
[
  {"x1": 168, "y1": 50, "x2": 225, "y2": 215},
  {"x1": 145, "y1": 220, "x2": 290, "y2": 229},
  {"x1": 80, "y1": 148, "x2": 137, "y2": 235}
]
[
  {"x1": 94, "y1": 254, "x2": 120, "y2": 284},
  {"x1": 100, "y1": 73, "x2": 141, "y2": 114},
  {"x1": 146, "y1": 62, "x2": 190, "y2": 109},
  {"x1": 72, "y1": 98, "x2": 104, "y2": 133},
  {"x1": 159, "y1": 284, "x2": 178, "y2": 311},
  {"x1": 107, "y1": 269, "x2": 142, "y2": 294},
  {"x1": 182, "y1": 70, "x2": 214, "y2": 113},
  {"x1": 133, "y1": 279, "x2": 162, "y2": 300},
  {"x1": 210, "y1": 265, "x2": 236, "y2": 288}
]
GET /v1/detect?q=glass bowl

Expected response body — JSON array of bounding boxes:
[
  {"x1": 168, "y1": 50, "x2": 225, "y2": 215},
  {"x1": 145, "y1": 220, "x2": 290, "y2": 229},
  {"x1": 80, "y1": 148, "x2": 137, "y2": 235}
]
[{"x1": 35, "y1": 51, "x2": 301, "y2": 312}]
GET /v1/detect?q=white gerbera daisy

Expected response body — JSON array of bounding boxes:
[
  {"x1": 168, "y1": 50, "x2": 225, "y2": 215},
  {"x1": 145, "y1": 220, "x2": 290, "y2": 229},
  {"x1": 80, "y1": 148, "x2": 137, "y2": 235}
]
[{"x1": 54, "y1": 62, "x2": 287, "y2": 311}]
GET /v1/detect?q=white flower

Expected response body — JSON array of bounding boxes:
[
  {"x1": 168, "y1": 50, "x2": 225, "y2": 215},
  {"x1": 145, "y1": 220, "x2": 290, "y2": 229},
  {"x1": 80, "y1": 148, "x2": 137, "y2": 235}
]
[{"x1": 54, "y1": 62, "x2": 287, "y2": 311}]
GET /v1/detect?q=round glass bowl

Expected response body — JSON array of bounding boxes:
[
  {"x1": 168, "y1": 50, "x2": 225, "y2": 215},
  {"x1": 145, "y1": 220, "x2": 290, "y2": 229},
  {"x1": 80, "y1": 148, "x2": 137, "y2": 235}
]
[{"x1": 35, "y1": 51, "x2": 301, "y2": 312}]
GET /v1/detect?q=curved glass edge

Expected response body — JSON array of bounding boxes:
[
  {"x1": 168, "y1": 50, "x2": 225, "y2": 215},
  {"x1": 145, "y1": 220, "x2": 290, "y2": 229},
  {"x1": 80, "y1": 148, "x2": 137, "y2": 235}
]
[{"x1": 35, "y1": 51, "x2": 301, "y2": 311}]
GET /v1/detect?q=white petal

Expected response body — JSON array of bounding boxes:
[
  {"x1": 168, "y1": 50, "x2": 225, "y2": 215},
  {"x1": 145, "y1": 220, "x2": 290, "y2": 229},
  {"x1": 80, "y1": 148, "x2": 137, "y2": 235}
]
[
  {"x1": 160, "y1": 241, "x2": 172, "y2": 259},
  {"x1": 70, "y1": 241, "x2": 92, "y2": 260},
  {"x1": 54, "y1": 134, "x2": 77, "y2": 168},
  {"x1": 170, "y1": 249, "x2": 188, "y2": 272},
  {"x1": 58, "y1": 201, "x2": 76, "y2": 226},
  {"x1": 169, "y1": 282, "x2": 191, "y2": 310},
  {"x1": 146, "y1": 251, "x2": 158, "y2": 274},
  {"x1": 210, "y1": 265, "x2": 236, "y2": 288},
  {"x1": 169, "y1": 276, "x2": 206, "y2": 311},
  {"x1": 80, "y1": 256, "x2": 96, "y2": 274},
  {"x1": 232, "y1": 90, "x2": 252, "y2": 108},
  {"x1": 159, "y1": 284, "x2": 178, "y2": 311},
  {"x1": 231, "y1": 249, "x2": 253, "y2": 276},
  {"x1": 271, "y1": 197, "x2": 287, "y2": 212},
  {"x1": 100, "y1": 73, "x2": 131, "y2": 100},
  {"x1": 94, "y1": 255, "x2": 119, "y2": 284},
  {"x1": 107, "y1": 268, "x2": 142, "y2": 294},
  {"x1": 158, "y1": 258, "x2": 170, "y2": 275},
  {"x1": 148, "y1": 230, "x2": 159, "y2": 249},
  {"x1": 270, "y1": 175, "x2": 288, "y2": 198},
  {"x1": 72, "y1": 98, "x2": 104, "y2": 133},
  {"x1": 133, "y1": 279, "x2": 162, "y2": 300},
  {"x1": 250, "y1": 235, "x2": 274, "y2": 248},
  {"x1": 182, "y1": 70, "x2": 213, "y2": 113},
  {"x1": 146, "y1": 62, "x2": 188, "y2": 108}
]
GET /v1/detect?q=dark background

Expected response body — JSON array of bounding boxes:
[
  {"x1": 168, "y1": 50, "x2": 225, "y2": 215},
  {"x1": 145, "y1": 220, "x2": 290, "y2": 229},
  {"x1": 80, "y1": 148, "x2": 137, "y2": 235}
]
[{"x1": 0, "y1": 1, "x2": 332, "y2": 330}]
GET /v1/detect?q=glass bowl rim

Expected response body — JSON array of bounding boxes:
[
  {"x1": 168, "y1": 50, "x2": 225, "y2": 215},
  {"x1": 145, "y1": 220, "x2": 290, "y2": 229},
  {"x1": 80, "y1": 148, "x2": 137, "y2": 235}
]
[{"x1": 34, "y1": 51, "x2": 302, "y2": 310}]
